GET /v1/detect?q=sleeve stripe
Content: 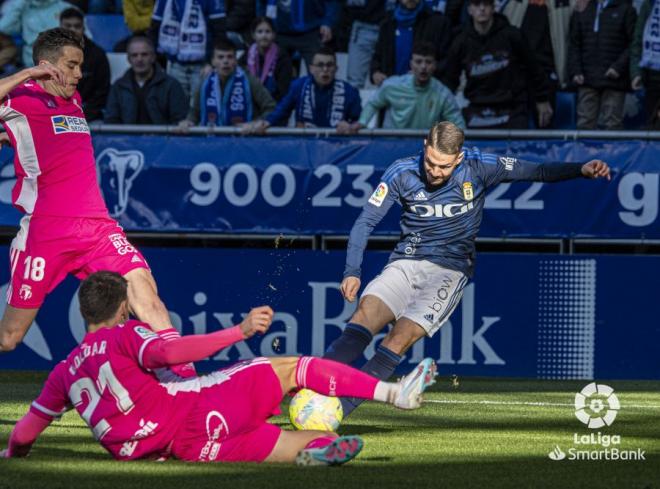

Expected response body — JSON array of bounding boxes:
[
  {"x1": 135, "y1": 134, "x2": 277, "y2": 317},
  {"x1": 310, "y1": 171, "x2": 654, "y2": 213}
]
[
  {"x1": 31, "y1": 401, "x2": 65, "y2": 418},
  {"x1": 138, "y1": 335, "x2": 159, "y2": 368},
  {"x1": 382, "y1": 160, "x2": 418, "y2": 183}
]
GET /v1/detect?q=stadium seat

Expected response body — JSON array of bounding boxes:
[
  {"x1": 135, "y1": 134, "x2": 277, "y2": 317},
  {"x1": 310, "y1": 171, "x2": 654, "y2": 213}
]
[
  {"x1": 554, "y1": 91, "x2": 577, "y2": 129},
  {"x1": 107, "y1": 52, "x2": 130, "y2": 84},
  {"x1": 623, "y1": 90, "x2": 646, "y2": 130},
  {"x1": 86, "y1": 14, "x2": 131, "y2": 53}
]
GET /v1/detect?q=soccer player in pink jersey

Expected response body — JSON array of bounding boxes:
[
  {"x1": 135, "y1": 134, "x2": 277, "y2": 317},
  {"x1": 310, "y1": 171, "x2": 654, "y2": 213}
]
[
  {"x1": 0, "y1": 28, "x2": 178, "y2": 355},
  {"x1": 1, "y1": 272, "x2": 437, "y2": 465}
]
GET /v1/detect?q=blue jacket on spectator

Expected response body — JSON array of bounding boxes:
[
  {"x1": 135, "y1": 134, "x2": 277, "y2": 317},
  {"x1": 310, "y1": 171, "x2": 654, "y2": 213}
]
[
  {"x1": 256, "y1": 0, "x2": 339, "y2": 34},
  {"x1": 266, "y1": 75, "x2": 361, "y2": 128}
]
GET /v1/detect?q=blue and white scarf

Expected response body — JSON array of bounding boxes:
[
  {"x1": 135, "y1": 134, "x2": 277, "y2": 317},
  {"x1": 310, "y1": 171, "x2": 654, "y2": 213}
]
[
  {"x1": 158, "y1": 0, "x2": 207, "y2": 62},
  {"x1": 200, "y1": 68, "x2": 253, "y2": 126},
  {"x1": 296, "y1": 76, "x2": 347, "y2": 128},
  {"x1": 641, "y1": 0, "x2": 660, "y2": 70}
]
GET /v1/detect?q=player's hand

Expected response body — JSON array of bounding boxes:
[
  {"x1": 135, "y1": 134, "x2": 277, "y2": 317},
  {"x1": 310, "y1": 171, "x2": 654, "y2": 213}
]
[
  {"x1": 582, "y1": 160, "x2": 611, "y2": 180},
  {"x1": 340, "y1": 276, "x2": 361, "y2": 303},
  {"x1": 27, "y1": 63, "x2": 66, "y2": 86},
  {"x1": 239, "y1": 306, "x2": 274, "y2": 338}
]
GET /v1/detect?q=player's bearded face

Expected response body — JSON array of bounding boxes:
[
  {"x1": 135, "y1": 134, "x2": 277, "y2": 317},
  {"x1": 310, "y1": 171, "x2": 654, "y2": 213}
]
[
  {"x1": 423, "y1": 145, "x2": 463, "y2": 185},
  {"x1": 51, "y1": 46, "x2": 83, "y2": 98}
]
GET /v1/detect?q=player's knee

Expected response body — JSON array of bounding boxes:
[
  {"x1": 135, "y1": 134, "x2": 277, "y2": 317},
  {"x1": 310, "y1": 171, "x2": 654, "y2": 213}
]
[{"x1": 381, "y1": 329, "x2": 420, "y2": 355}]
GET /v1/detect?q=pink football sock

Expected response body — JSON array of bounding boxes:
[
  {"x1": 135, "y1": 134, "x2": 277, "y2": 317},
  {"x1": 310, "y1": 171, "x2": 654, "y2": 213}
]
[
  {"x1": 304, "y1": 434, "x2": 338, "y2": 450},
  {"x1": 295, "y1": 357, "x2": 379, "y2": 399}
]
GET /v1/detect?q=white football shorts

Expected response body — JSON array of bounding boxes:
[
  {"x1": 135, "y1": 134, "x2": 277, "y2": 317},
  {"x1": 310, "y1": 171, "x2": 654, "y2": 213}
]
[{"x1": 361, "y1": 259, "x2": 468, "y2": 336}]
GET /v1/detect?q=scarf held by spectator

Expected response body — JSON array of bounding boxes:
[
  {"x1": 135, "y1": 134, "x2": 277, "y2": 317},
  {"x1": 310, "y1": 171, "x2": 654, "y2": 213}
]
[
  {"x1": 158, "y1": 0, "x2": 207, "y2": 62},
  {"x1": 200, "y1": 68, "x2": 253, "y2": 126},
  {"x1": 297, "y1": 76, "x2": 347, "y2": 127},
  {"x1": 247, "y1": 43, "x2": 279, "y2": 94},
  {"x1": 641, "y1": 0, "x2": 660, "y2": 70}
]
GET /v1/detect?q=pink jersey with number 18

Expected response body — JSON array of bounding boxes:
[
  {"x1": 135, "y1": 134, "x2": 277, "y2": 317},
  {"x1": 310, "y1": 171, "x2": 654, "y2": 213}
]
[
  {"x1": 29, "y1": 321, "x2": 197, "y2": 460},
  {"x1": 0, "y1": 81, "x2": 108, "y2": 218}
]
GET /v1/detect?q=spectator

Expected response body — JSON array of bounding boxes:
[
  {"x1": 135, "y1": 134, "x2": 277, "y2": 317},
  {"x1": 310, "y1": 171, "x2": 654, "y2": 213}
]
[
  {"x1": 568, "y1": 0, "x2": 636, "y2": 130},
  {"x1": 248, "y1": 47, "x2": 361, "y2": 133},
  {"x1": 371, "y1": 0, "x2": 452, "y2": 86},
  {"x1": 443, "y1": 0, "x2": 553, "y2": 129},
  {"x1": 225, "y1": 0, "x2": 256, "y2": 49},
  {"x1": 345, "y1": 0, "x2": 387, "y2": 88},
  {"x1": 150, "y1": 0, "x2": 227, "y2": 108},
  {"x1": 60, "y1": 8, "x2": 110, "y2": 121},
  {"x1": 240, "y1": 16, "x2": 293, "y2": 101},
  {"x1": 0, "y1": 33, "x2": 19, "y2": 76},
  {"x1": 255, "y1": 0, "x2": 339, "y2": 68},
  {"x1": 182, "y1": 39, "x2": 276, "y2": 127},
  {"x1": 354, "y1": 42, "x2": 465, "y2": 131},
  {"x1": 124, "y1": 0, "x2": 156, "y2": 35},
  {"x1": 631, "y1": 0, "x2": 660, "y2": 128},
  {"x1": 501, "y1": 0, "x2": 574, "y2": 89},
  {"x1": 0, "y1": 0, "x2": 71, "y2": 67},
  {"x1": 105, "y1": 36, "x2": 188, "y2": 124}
]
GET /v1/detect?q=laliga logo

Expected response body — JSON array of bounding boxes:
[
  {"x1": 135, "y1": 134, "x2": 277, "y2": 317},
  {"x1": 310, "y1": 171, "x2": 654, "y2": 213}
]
[
  {"x1": 96, "y1": 148, "x2": 144, "y2": 217},
  {"x1": 574, "y1": 382, "x2": 620, "y2": 429}
]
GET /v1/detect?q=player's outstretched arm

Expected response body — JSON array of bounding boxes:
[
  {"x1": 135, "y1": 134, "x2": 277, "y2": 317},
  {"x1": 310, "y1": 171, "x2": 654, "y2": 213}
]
[
  {"x1": 1, "y1": 411, "x2": 52, "y2": 458},
  {"x1": 141, "y1": 306, "x2": 274, "y2": 368},
  {"x1": 0, "y1": 64, "x2": 66, "y2": 101},
  {"x1": 581, "y1": 160, "x2": 611, "y2": 180}
]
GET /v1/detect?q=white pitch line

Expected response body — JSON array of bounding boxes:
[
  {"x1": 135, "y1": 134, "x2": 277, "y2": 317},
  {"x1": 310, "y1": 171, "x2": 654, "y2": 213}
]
[{"x1": 424, "y1": 399, "x2": 660, "y2": 410}]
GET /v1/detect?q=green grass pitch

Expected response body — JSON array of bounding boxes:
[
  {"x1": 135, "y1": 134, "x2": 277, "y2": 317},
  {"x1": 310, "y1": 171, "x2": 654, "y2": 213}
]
[{"x1": 1, "y1": 372, "x2": 658, "y2": 489}]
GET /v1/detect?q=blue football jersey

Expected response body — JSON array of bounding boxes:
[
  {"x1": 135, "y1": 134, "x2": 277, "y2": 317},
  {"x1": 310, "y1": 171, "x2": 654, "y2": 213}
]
[{"x1": 345, "y1": 146, "x2": 584, "y2": 278}]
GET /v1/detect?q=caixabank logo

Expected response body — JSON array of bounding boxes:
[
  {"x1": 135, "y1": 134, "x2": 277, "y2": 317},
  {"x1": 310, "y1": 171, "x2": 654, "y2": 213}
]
[{"x1": 548, "y1": 383, "x2": 646, "y2": 462}]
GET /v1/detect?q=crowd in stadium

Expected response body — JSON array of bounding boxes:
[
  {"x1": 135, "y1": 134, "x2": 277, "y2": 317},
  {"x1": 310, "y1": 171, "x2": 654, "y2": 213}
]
[{"x1": 0, "y1": 0, "x2": 656, "y2": 131}]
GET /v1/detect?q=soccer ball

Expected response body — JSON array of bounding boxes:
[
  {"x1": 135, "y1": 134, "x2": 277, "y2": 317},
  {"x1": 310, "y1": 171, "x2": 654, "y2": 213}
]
[{"x1": 289, "y1": 389, "x2": 343, "y2": 431}]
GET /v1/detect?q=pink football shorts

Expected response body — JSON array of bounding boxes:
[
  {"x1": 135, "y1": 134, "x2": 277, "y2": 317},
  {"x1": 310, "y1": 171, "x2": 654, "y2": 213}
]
[
  {"x1": 7, "y1": 215, "x2": 149, "y2": 308},
  {"x1": 172, "y1": 358, "x2": 284, "y2": 463}
]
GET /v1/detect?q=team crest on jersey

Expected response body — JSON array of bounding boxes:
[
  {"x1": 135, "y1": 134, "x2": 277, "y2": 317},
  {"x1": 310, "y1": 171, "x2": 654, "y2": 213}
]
[
  {"x1": 19, "y1": 284, "x2": 32, "y2": 301},
  {"x1": 369, "y1": 182, "x2": 389, "y2": 207},
  {"x1": 134, "y1": 326, "x2": 157, "y2": 340},
  {"x1": 462, "y1": 182, "x2": 474, "y2": 201},
  {"x1": 51, "y1": 115, "x2": 90, "y2": 135}
]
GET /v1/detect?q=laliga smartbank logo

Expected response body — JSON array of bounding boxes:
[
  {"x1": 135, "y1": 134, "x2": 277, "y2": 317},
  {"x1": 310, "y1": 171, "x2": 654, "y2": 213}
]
[
  {"x1": 548, "y1": 383, "x2": 646, "y2": 462},
  {"x1": 574, "y1": 382, "x2": 620, "y2": 428}
]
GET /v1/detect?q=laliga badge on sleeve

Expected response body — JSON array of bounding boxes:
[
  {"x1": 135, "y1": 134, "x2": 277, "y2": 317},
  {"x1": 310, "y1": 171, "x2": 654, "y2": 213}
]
[
  {"x1": 462, "y1": 182, "x2": 474, "y2": 201},
  {"x1": 369, "y1": 182, "x2": 389, "y2": 207}
]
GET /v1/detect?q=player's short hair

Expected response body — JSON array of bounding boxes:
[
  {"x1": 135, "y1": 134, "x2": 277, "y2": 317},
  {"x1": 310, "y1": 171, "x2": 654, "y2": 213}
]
[
  {"x1": 426, "y1": 122, "x2": 465, "y2": 155},
  {"x1": 213, "y1": 38, "x2": 237, "y2": 53},
  {"x1": 127, "y1": 35, "x2": 155, "y2": 53},
  {"x1": 313, "y1": 46, "x2": 336, "y2": 60},
  {"x1": 33, "y1": 28, "x2": 83, "y2": 65},
  {"x1": 251, "y1": 16, "x2": 275, "y2": 33},
  {"x1": 79, "y1": 271, "x2": 128, "y2": 325},
  {"x1": 412, "y1": 42, "x2": 436, "y2": 60},
  {"x1": 60, "y1": 7, "x2": 84, "y2": 22}
]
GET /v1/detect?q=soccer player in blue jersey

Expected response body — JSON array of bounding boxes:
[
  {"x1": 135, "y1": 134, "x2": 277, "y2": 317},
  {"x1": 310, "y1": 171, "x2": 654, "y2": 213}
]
[{"x1": 324, "y1": 121, "x2": 611, "y2": 417}]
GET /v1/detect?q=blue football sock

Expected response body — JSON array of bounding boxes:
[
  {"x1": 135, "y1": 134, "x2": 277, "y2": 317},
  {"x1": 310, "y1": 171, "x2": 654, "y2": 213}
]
[
  {"x1": 323, "y1": 322, "x2": 373, "y2": 364},
  {"x1": 340, "y1": 344, "x2": 403, "y2": 417}
]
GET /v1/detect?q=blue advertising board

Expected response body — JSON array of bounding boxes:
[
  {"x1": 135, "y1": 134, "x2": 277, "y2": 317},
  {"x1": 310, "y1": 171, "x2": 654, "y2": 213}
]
[
  {"x1": 0, "y1": 247, "x2": 657, "y2": 380},
  {"x1": 0, "y1": 136, "x2": 658, "y2": 238}
]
